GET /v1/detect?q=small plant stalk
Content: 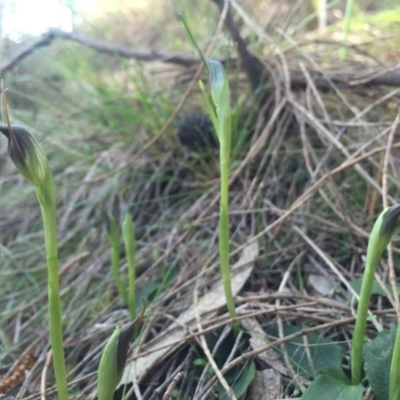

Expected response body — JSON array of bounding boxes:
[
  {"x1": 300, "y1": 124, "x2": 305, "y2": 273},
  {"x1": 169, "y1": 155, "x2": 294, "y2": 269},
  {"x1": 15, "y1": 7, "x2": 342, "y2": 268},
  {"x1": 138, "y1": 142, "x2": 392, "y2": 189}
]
[
  {"x1": 219, "y1": 115, "x2": 236, "y2": 319},
  {"x1": 351, "y1": 253, "x2": 378, "y2": 384},
  {"x1": 122, "y1": 212, "x2": 136, "y2": 320},
  {"x1": 390, "y1": 325, "x2": 400, "y2": 400},
  {"x1": 36, "y1": 175, "x2": 69, "y2": 400},
  {"x1": 351, "y1": 205, "x2": 400, "y2": 385},
  {"x1": 199, "y1": 60, "x2": 236, "y2": 320},
  {"x1": 107, "y1": 215, "x2": 128, "y2": 303},
  {"x1": 340, "y1": 0, "x2": 355, "y2": 59},
  {"x1": 0, "y1": 92, "x2": 68, "y2": 400}
]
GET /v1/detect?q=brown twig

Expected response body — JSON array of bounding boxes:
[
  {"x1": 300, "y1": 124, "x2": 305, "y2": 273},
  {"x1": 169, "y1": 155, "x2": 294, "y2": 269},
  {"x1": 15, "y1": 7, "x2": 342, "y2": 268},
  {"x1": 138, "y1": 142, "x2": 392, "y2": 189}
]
[
  {"x1": 0, "y1": 28, "x2": 201, "y2": 76},
  {"x1": 212, "y1": 0, "x2": 269, "y2": 101},
  {"x1": 162, "y1": 371, "x2": 184, "y2": 400}
]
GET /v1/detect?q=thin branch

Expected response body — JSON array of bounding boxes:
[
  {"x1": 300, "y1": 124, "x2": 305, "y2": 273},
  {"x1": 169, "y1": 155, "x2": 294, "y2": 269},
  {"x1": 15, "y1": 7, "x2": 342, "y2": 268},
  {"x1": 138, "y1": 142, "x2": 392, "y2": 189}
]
[
  {"x1": 0, "y1": 28, "x2": 200, "y2": 76},
  {"x1": 2, "y1": 27, "x2": 400, "y2": 92}
]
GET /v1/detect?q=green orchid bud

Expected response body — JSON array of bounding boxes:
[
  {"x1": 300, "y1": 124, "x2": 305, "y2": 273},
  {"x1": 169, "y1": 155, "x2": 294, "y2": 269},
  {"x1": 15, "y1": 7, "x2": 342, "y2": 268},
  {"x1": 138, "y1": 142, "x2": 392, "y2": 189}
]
[
  {"x1": 351, "y1": 204, "x2": 400, "y2": 384},
  {"x1": 208, "y1": 59, "x2": 228, "y2": 111},
  {"x1": 0, "y1": 124, "x2": 49, "y2": 187},
  {"x1": 367, "y1": 204, "x2": 400, "y2": 269},
  {"x1": 98, "y1": 326, "x2": 122, "y2": 400},
  {"x1": 97, "y1": 305, "x2": 145, "y2": 400}
]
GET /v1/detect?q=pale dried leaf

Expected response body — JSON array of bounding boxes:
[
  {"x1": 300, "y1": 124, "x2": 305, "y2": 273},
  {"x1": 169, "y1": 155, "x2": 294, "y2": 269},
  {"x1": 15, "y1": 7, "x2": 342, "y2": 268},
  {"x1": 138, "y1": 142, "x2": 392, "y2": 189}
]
[
  {"x1": 119, "y1": 240, "x2": 259, "y2": 386},
  {"x1": 241, "y1": 318, "x2": 287, "y2": 375},
  {"x1": 307, "y1": 273, "x2": 335, "y2": 296},
  {"x1": 250, "y1": 369, "x2": 282, "y2": 400}
]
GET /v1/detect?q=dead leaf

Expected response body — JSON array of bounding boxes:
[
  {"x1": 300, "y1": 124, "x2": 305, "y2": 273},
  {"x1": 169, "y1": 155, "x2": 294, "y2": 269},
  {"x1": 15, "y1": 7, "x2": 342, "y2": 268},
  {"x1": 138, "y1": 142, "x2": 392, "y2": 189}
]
[
  {"x1": 241, "y1": 318, "x2": 287, "y2": 375},
  {"x1": 307, "y1": 273, "x2": 335, "y2": 296},
  {"x1": 250, "y1": 369, "x2": 282, "y2": 400},
  {"x1": 119, "y1": 240, "x2": 259, "y2": 387}
]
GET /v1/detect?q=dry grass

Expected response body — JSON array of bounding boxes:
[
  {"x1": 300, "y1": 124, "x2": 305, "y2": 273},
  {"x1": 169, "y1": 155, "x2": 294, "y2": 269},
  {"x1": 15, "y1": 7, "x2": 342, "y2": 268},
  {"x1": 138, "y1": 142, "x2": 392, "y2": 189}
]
[{"x1": 1, "y1": 0, "x2": 400, "y2": 399}]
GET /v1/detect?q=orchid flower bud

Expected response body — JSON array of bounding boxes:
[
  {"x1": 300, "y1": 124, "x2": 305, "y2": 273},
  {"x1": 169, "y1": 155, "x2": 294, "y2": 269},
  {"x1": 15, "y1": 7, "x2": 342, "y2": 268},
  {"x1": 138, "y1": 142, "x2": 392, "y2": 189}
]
[
  {"x1": 208, "y1": 59, "x2": 227, "y2": 108},
  {"x1": 97, "y1": 326, "x2": 122, "y2": 400},
  {"x1": 0, "y1": 124, "x2": 49, "y2": 187},
  {"x1": 366, "y1": 204, "x2": 400, "y2": 268},
  {"x1": 97, "y1": 305, "x2": 145, "y2": 400}
]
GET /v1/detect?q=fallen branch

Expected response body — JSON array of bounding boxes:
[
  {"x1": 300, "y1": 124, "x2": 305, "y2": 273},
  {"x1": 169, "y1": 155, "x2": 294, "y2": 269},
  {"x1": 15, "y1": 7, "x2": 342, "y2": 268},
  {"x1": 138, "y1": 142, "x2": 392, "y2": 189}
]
[
  {"x1": 2, "y1": 27, "x2": 400, "y2": 92},
  {"x1": 290, "y1": 68, "x2": 400, "y2": 90},
  {"x1": 0, "y1": 28, "x2": 200, "y2": 76}
]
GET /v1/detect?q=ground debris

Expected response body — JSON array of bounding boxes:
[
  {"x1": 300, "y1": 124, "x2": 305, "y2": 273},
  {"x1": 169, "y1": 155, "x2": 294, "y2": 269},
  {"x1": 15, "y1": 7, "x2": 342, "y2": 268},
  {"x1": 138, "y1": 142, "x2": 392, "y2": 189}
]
[{"x1": 249, "y1": 369, "x2": 282, "y2": 400}]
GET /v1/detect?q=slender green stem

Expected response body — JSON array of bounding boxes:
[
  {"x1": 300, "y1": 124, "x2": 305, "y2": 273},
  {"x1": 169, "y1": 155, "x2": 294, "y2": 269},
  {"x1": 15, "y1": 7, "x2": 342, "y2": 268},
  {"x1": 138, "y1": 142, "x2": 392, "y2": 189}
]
[
  {"x1": 351, "y1": 257, "x2": 377, "y2": 385},
  {"x1": 199, "y1": 60, "x2": 236, "y2": 320},
  {"x1": 36, "y1": 173, "x2": 68, "y2": 400},
  {"x1": 390, "y1": 325, "x2": 400, "y2": 400},
  {"x1": 122, "y1": 212, "x2": 136, "y2": 320},
  {"x1": 340, "y1": 0, "x2": 355, "y2": 59},
  {"x1": 219, "y1": 156, "x2": 235, "y2": 319},
  {"x1": 107, "y1": 216, "x2": 127, "y2": 303},
  {"x1": 219, "y1": 109, "x2": 236, "y2": 319},
  {"x1": 351, "y1": 206, "x2": 400, "y2": 385}
]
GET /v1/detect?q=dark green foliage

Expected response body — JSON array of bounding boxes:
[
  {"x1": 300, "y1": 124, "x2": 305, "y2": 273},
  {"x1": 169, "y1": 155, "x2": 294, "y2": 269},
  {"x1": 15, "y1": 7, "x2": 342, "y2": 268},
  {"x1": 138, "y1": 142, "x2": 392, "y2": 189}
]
[
  {"x1": 219, "y1": 360, "x2": 255, "y2": 400},
  {"x1": 301, "y1": 373, "x2": 364, "y2": 400},
  {"x1": 266, "y1": 325, "x2": 344, "y2": 378},
  {"x1": 363, "y1": 326, "x2": 397, "y2": 400},
  {"x1": 351, "y1": 277, "x2": 400, "y2": 297}
]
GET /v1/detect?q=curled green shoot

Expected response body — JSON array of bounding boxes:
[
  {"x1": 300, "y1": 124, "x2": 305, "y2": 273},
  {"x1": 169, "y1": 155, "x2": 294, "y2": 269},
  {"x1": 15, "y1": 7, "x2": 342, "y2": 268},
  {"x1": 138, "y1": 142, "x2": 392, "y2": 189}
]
[
  {"x1": 351, "y1": 205, "x2": 400, "y2": 385},
  {"x1": 0, "y1": 90, "x2": 68, "y2": 400},
  {"x1": 199, "y1": 60, "x2": 236, "y2": 320}
]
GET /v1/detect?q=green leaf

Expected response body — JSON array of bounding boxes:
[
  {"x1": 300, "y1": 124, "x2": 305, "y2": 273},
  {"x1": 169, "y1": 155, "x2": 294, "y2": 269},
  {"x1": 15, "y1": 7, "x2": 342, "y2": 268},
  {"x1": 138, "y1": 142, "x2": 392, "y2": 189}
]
[
  {"x1": 199, "y1": 80, "x2": 220, "y2": 138},
  {"x1": 266, "y1": 325, "x2": 344, "y2": 378},
  {"x1": 363, "y1": 325, "x2": 397, "y2": 400},
  {"x1": 351, "y1": 277, "x2": 400, "y2": 297},
  {"x1": 301, "y1": 374, "x2": 364, "y2": 400},
  {"x1": 219, "y1": 361, "x2": 255, "y2": 400}
]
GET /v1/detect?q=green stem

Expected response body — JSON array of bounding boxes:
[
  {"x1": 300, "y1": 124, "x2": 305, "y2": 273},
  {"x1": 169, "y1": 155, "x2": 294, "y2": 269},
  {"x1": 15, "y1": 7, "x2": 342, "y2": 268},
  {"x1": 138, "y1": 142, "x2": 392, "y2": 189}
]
[
  {"x1": 122, "y1": 213, "x2": 136, "y2": 321},
  {"x1": 110, "y1": 239, "x2": 127, "y2": 302},
  {"x1": 389, "y1": 325, "x2": 400, "y2": 400},
  {"x1": 351, "y1": 258, "x2": 376, "y2": 384},
  {"x1": 219, "y1": 162, "x2": 236, "y2": 318},
  {"x1": 36, "y1": 173, "x2": 68, "y2": 400},
  {"x1": 107, "y1": 217, "x2": 127, "y2": 303},
  {"x1": 351, "y1": 205, "x2": 400, "y2": 386},
  {"x1": 219, "y1": 120, "x2": 236, "y2": 320},
  {"x1": 340, "y1": 0, "x2": 354, "y2": 60}
]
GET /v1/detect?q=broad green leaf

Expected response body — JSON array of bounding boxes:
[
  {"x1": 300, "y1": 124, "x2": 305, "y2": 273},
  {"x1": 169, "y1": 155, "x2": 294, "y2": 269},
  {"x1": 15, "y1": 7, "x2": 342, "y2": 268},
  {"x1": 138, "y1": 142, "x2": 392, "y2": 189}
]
[
  {"x1": 219, "y1": 360, "x2": 255, "y2": 400},
  {"x1": 301, "y1": 374, "x2": 364, "y2": 400},
  {"x1": 363, "y1": 326, "x2": 397, "y2": 400},
  {"x1": 266, "y1": 325, "x2": 344, "y2": 378}
]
